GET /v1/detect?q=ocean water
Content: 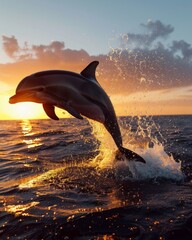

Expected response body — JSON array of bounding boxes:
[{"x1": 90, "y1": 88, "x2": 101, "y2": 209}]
[{"x1": 0, "y1": 115, "x2": 192, "y2": 240}]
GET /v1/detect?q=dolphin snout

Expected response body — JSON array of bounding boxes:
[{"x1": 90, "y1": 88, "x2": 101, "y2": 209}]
[
  {"x1": 9, "y1": 95, "x2": 17, "y2": 104},
  {"x1": 9, "y1": 90, "x2": 38, "y2": 104}
]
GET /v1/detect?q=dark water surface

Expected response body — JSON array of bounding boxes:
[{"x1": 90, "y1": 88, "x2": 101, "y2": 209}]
[{"x1": 0, "y1": 116, "x2": 192, "y2": 239}]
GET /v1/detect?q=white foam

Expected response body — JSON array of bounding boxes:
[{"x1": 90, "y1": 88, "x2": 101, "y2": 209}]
[
  {"x1": 89, "y1": 119, "x2": 184, "y2": 182},
  {"x1": 114, "y1": 143, "x2": 184, "y2": 181}
]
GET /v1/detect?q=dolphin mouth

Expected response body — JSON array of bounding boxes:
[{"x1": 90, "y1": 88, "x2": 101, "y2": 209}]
[
  {"x1": 9, "y1": 91, "x2": 34, "y2": 104},
  {"x1": 9, "y1": 94, "x2": 18, "y2": 104}
]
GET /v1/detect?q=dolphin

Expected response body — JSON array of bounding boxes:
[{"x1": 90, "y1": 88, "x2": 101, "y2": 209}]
[{"x1": 9, "y1": 61, "x2": 145, "y2": 163}]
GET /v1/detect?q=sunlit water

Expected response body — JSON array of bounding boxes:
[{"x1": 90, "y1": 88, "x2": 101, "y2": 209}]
[{"x1": 0, "y1": 116, "x2": 192, "y2": 239}]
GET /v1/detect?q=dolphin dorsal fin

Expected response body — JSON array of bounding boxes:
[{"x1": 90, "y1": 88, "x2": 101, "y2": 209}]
[{"x1": 81, "y1": 61, "x2": 99, "y2": 80}]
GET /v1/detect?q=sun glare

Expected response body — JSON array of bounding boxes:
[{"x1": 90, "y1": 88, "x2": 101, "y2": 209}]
[
  {"x1": 9, "y1": 102, "x2": 43, "y2": 120},
  {"x1": 0, "y1": 93, "x2": 73, "y2": 120}
]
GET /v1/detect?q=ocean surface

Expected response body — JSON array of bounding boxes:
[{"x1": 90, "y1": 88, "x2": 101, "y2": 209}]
[{"x1": 0, "y1": 115, "x2": 192, "y2": 240}]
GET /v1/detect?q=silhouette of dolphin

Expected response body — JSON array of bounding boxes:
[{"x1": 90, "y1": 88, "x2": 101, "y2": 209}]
[{"x1": 9, "y1": 61, "x2": 145, "y2": 163}]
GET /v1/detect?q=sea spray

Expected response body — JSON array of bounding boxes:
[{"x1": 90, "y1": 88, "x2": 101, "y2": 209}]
[
  {"x1": 142, "y1": 145, "x2": 182, "y2": 179},
  {"x1": 121, "y1": 116, "x2": 184, "y2": 181},
  {"x1": 89, "y1": 116, "x2": 184, "y2": 182},
  {"x1": 114, "y1": 143, "x2": 184, "y2": 181},
  {"x1": 89, "y1": 120, "x2": 116, "y2": 169}
]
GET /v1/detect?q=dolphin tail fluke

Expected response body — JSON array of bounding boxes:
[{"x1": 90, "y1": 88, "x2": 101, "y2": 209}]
[{"x1": 119, "y1": 146, "x2": 146, "y2": 163}]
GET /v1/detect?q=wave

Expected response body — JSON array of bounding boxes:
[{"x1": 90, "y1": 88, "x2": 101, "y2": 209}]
[{"x1": 0, "y1": 117, "x2": 191, "y2": 239}]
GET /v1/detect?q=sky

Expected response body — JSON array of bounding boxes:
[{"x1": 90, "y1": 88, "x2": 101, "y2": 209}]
[{"x1": 0, "y1": 0, "x2": 192, "y2": 119}]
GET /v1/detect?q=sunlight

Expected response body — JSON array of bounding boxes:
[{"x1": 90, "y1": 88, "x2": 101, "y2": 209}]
[
  {"x1": 6, "y1": 201, "x2": 39, "y2": 217},
  {"x1": 9, "y1": 102, "x2": 43, "y2": 120},
  {"x1": 0, "y1": 93, "x2": 74, "y2": 120},
  {"x1": 20, "y1": 119, "x2": 43, "y2": 148}
]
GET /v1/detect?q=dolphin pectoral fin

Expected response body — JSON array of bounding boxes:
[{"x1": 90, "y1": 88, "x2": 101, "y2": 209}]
[
  {"x1": 43, "y1": 103, "x2": 59, "y2": 120},
  {"x1": 61, "y1": 102, "x2": 83, "y2": 120},
  {"x1": 119, "y1": 146, "x2": 146, "y2": 163}
]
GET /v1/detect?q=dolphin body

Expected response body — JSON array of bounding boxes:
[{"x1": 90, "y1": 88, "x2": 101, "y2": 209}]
[{"x1": 9, "y1": 61, "x2": 145, "y2": 163}]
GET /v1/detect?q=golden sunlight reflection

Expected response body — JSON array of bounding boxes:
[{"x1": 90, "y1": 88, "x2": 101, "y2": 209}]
[
  {"x1": 20, "y1": 119, "x2": 33, "y2": 135},
  {"x1": 18, "y1": 168, "x2": 63, "y2": 190},
  {"x1": 17, "y1": 165, "x2": 133, "y2": 214},
  {"x1": 5, "y1": 201, "x2": 39, "y2": 216},
  {"x1": 20, "y1": 120, "x2": 42, "y2": 148}
]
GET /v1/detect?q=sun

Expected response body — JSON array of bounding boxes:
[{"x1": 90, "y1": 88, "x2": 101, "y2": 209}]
[
  {"x1": 9, "y1": 102, "x2": 43, "y2": 120},
  {"x1": 0, "y1": 94, "x2": 72, "y2": 120}
]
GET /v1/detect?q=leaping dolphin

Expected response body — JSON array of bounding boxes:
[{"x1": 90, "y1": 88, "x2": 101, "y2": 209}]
[{"x1": 9, "y1": 61, "x2": 145, "y2": 163}]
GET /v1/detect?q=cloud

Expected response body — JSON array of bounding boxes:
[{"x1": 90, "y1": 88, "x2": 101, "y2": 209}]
[
  {"x1": 1, "y1": 20, "x2": 192, "y2": 97},
  {"x1": 0, "y1": 38, "x2": 93, "y2": 86},
  {"x1": 2, "y1": 35, "x2": 20, "y2": 58},
  {"x1": 31, "y1": 41, "x2": 65, "y2": 59},
  {"x1": 106, "y1": 20, "x2": 192, "y2": 93},
  {"x1": 171, "y1": 40, "x2": 192, "y2": 61},
  {"x1": 120, "y1": 20, "x2": 174, "y2": 48},
  {"x1": 141, "y1": 20, "x2": 174, "y2": 41},
  {"x1": 105, "y1": 44, "x2": 192, "y2": 93}
]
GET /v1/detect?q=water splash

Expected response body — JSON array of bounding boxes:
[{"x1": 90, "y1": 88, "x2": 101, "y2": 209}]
[
  {"x1": 89, "y1": 116, "x2": 184, "y2": 182},
  {"x1": 114, "y1": 143, "x2": 183, "y2": 181},
  {"x1": 89, "y1": 120, "x2": 116, "y2": 169}
]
